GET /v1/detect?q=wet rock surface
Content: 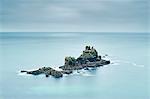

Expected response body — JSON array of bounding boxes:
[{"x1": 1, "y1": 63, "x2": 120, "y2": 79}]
[
  {"x1": 21, "y1": 67, "x2": 63, "y2": 78},
  {"x1": 21, "y1": 46, "x2": 110, "y2": 78}
]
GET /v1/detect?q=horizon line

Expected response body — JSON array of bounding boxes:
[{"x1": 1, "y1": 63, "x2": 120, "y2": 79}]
[{"x1": 0, "y1": 31, "x2": 149, "y2": 33}]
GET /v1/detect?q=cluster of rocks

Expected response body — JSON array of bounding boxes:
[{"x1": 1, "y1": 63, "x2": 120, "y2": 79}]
[
  {"x1": 21, "y1": 67, "x2": 73, "y2": 78},
  {"x1": 59, "y1": 46, "x2": 110, "y2": 70},
  {"x1": 21, "y1": 67, "x2": 63, "y2": 78},
  {"x1": 21, "y1": 46, "x2": 110, "y2": 78}
]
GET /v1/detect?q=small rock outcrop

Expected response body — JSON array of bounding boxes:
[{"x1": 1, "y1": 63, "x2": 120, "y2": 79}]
[
  {"x1": 21, "y1": 46, "x2": 110, "y2": 78},
  {"x1": 21, "y1": 67, "x2": 63, "y2": 78}
]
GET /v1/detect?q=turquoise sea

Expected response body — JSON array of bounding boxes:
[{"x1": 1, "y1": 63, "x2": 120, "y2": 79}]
[{"x1": 0, "y1": 32, "x2": 149, "y2": 99}]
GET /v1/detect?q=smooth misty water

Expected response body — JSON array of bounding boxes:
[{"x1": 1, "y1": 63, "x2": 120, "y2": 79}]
[{"x1": 0, "y1": 32, "x2": 149, "y2": 99}]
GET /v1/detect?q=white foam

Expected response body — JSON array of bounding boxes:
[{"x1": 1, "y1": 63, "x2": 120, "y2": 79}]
[
  {"x1": 53, "y1": 67, "x2": 62, "y2": 71},
  {"x1": 132, "y1": 63, "x2": 145, "y2": 67},
  {"x1": 17, "y1": 71, "x2": 32, "y2": 76},
  {"x1": 109, "y1": 58, "x2": 145, "y2": 68},
  {"x1": 71, "y1": 70, "x2": 95, "y2": 77},
  {"x1": 120, "y1": 60, "x2": 145, "y2": 68},
  {"x1": 111, "y1": 62, "x2": 120, "y2": 66},
  {"x1": 112, "y1": 60, "x2": 121, "y2": 63},
  {"x1": 81, "y1": 73, "x2": 95, "y2": 77}
]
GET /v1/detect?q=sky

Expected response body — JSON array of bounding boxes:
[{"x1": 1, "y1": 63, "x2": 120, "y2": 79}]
[{"x1": 0, "y1": 0, "x2": 149, "y2": 32}]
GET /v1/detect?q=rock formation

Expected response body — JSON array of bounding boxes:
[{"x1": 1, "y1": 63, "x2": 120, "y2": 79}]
[
  {"x1": 21, "y1": 67, "x2": 63, "y2": 78},
  {"x1": 21, "y1": 46, "x2": 110, "y2": 78},
  {"x1": 59, "y1": 46, "x2": 110, "y2": 70}
]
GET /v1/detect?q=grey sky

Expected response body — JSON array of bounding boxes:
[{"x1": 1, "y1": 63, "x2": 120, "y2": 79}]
[{"x1": 0, "y1": 0, "x2": 149, "y2": 32}]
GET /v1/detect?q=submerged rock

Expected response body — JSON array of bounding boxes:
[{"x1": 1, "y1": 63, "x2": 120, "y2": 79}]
[{"x1": 21, "y1": 46, "x2": 110, "y2": 78}]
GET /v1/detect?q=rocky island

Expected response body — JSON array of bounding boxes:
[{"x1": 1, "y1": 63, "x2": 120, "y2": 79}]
[{"x1": 21, "y1": 46, "x2": 110, "y2": 78}]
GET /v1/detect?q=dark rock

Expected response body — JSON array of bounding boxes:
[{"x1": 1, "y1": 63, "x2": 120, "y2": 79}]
[
  {"x1": 51, "y1": 70, "x2": 63, "y2": 78},
  {"x1": 20, "y1": 70, "x2": 27, "y2": 73},
  {"x1": 46, "y1": 75, "x2": 49, "y2": 77},
  {"x1": 21, "y1": 67, "x2": 63, "y2": 78},
  {"x1": 59, "y1": 46, "x2": 110, "y2": 70},
  {"x1": 61, "y1": 70, "x2": 73, "y2": 74},
  {"x1": 20, "y1": 46, "x2": 110, "y2": 78},
  {"x1": 26, "y1": 70, "x2": 43, "y2": 75}
]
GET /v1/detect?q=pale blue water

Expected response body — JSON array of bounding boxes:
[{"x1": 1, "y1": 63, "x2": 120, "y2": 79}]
[{"x1": 0, "y1": 32, "x2": 149, "y2": 99}]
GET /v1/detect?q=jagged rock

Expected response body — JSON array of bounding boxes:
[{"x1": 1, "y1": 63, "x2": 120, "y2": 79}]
[
  {"x1": 61, "y1": 70, "x2": 73, "y2": 74},
  {"x1": 21, "y1": 46, "x2": 110, "y2": 78},
  {"x1": 65, "y1": 56, "x2": 76, "y2": 66},
  {"x1": 50, "y1": 70, "x2": 63, "y2": 78},
  {"x1": 59, "y1": 46, "x2": 110, "y2": 70},
  {"x1": 22, "y1": 67, "x2": 63, "y2": 78},
  {"x1": 21, "y1": 70, "x2": 27, "y2": 73}
]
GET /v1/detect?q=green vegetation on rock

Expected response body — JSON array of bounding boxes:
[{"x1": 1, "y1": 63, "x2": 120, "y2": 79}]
[
  {"x1": 65, "y1": 56, "x2": 76, "y2": 66},
  {"x1": 78, "y1": 46, "x2": 98, "y2": 62},
  {"x1": 21, "y1": 46, "x2": 110, "y2": 78}
]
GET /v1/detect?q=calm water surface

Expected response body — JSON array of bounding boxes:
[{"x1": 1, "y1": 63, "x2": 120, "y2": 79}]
[{"x1": 0, "y1": 32, "x2": 149, "y2": 99}]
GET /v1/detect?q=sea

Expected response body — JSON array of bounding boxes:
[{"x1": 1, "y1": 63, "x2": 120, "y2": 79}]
[{"x1": 0, "y1": 32, "x2": 149, "y2": 99}]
